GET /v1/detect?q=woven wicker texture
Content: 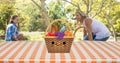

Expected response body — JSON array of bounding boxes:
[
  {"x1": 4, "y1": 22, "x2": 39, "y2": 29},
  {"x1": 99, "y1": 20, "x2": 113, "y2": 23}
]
[
  {"x1": 45, "y1": 19, "x2": 74, "y2": 53},
  {"x1": 45, "y1": 37, "x2": 73, "y2": 53}
]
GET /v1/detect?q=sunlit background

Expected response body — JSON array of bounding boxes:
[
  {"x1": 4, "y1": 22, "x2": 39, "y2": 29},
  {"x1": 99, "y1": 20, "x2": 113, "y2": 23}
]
[{"x1": 0, "y1": 0, "x2": 120, "y2": 41}]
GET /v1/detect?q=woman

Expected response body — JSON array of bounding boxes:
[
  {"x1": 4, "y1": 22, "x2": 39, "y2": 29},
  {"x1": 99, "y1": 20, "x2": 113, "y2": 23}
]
[
  {"x1": 5, "y1": 15, "x2": 24, "y2": 41},
  {"x1": 76, "y1": 11, "x2": 111, "y2": 41}
]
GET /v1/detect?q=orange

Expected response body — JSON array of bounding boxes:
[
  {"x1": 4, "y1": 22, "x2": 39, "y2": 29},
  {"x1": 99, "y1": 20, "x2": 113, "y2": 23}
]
[{"x1": 64, "y1": 30, "x2": 72, "y2": 36}]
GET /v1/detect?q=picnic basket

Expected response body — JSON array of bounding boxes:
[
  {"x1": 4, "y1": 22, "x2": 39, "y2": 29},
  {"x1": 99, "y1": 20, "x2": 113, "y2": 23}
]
[
  {"x1": 44, "y1": 19, "x2": 74, "y2": 53},
  {"x1": 73, "y1": 26, "x2": 84, "y2": 36}
]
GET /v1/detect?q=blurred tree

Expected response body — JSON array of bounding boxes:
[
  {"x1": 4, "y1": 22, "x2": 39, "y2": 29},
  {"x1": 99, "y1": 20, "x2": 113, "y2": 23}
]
[
  {"x1": 0, "y1": 0, "x2": 120, "y2": 40},
  {"x1": 15, "y1": 0, "x2": 43, "y2": 31},
  {"x1": 31, "y1": 0, "x2": 50, "y2": 31},
  {"x1": 0, "y1": 0, "x2": 15, "y2": 34},
  {"x1": 14, "y1": 0, "x2": 30, "y2": 31},
  {"x1": 47, "y1": 0, "x2": 66, "y2": 20},
  {"x1": 99, "y1": 1, "x2": 120, "y2": 41},
  {"x1": 63, "y1": 0, "x2": 120, "y2": 41}
]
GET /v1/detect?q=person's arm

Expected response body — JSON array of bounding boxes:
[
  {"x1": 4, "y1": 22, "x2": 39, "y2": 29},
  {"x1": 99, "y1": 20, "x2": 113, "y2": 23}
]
[
  {"x1": 18, "y1": 34, "x2": 24, "y2": 40},
  {"x1": 85, "y1": 18, "x2": 93, "y2": 41},
  {"x1": 83, "y1": 28, "x2": 87, "y2": 37},
  {"x1": 12, "y1": 36, "x2": 19, "y2": 41},
  {"x1": 10, "y1": 26, "x2": 19, "y2": 41}
]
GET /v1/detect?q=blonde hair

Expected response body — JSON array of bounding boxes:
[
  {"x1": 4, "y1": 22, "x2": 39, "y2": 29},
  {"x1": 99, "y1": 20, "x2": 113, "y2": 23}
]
[{"x1": 76, "y1": 11, "x2": 87, "y2": 18}]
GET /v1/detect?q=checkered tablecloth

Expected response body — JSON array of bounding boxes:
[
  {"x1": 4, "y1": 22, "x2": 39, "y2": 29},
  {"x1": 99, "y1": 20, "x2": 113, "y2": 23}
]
[{"x1": 0, "y1": 41, "x2": 120, "y2": 63}]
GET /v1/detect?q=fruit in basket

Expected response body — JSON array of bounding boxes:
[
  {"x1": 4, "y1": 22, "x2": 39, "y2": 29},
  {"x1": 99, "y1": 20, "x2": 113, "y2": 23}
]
[
  {"x1": 51, "y1": 25, "x2": 56, "y2": 33},
  {"x1": 59, "y1": 25, "x2": 66, "y2": 33},
  {"x1": 54, "y1": 24, "x2": 59, "y2": 32},
  {"x1": 50, "y1": 33, "x2": 55, "y2": 36},
  {"x1": 64, "y1": 30, "x2": 72, "y2": 36},
  {"x1": 55, "y1": 32, "x2": 64, "y2": 40},
  {"x1": 46, "y1": 32, "x2": 55, "y2": 36},
  {"x1": 51, "y1": 23, "x2": 59, "y2": 33}
]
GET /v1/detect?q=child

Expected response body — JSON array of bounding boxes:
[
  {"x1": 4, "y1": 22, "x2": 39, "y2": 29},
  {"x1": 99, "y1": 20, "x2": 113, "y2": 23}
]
[
  {"x1": 75, "y1": 11, "x2": 111, "y2": 41},
  {"x1": 5, "y1": 15, "x2": 24, "y2": 41}
]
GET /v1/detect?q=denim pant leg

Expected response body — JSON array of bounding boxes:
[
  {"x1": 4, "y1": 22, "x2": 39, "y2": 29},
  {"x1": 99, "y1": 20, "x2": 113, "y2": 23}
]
[
  {"x1": 94, "y1": 37, "x2": 110, "y2": 41},
  {"x1": 84, "y1": 33, "x2": 96, "y2": 40},
  {"x1": 84, "y1": 35, "x2": 89, "y2": 40}
]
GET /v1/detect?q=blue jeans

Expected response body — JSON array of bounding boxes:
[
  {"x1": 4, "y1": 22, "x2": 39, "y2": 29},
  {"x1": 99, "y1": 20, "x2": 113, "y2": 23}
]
[{"x1": 84, "y1": 33, "x2": 109, "y2": 41}]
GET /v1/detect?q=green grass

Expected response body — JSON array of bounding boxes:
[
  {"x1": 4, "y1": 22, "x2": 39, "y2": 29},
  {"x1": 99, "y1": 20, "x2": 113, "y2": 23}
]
[
  {"x1": 0, "y1": 39, "x2": 4, "y2": 42},
  {"x1": 21, "y1": 32, "x2": 83, "y2": 41},
  {"x1": 0, "y1": 32, "x2": 120, "y2": 41},
  {"x1": 20, "y1": 32, "x2": 44, "y2": 41}
]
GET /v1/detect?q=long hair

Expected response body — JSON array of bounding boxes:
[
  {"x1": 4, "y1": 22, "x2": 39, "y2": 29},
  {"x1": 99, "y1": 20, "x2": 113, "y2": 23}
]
[
  {"x1": 76, "y1": 11, "x2": 87, "y2": 19},
  {"x1": 9, "y1": 15, "x2": 18, "y2": 24}
]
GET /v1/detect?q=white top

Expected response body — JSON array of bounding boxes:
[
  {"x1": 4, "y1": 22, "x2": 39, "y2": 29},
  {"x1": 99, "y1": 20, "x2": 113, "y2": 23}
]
[{"x1": 83, "y1": 18, "x2": 111, "y2": 39}]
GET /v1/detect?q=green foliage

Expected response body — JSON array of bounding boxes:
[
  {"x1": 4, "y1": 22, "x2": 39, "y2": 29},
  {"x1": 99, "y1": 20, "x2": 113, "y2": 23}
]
[
  {"x1": 0, "y1": 0, "x2": 120, "y2": 33},
  {"x1": 0, "y1": 0, "x2": 43, "y2": 34},
  {"x1": 64, "y1": 0, "x2": 120, "y2": 33},
  {"x1": 47, "y1": 0, "x2": 65, "y2": 20},
  {"x1": 114, "y1": 20, "x2": 120, "y2": 32},
  {"x1": 98, "y1": 1, "x2": 120, "y2": 32},
  {"x1": 0, "y1": 1, "x2": 15, "y2": 33},
  {"x1": 14, "y1": 0, "x2": 43, "y2": 31}
]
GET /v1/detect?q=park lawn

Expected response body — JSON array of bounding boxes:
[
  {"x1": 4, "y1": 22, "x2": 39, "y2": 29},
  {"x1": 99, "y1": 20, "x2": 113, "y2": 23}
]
[
  {"x1": 20, "y1": 32, "x2": 44, "y2": 41},
  {"x1": 0, "y1": 32, "x2": 120, "y2": 42},
  {"x1": 0, "y1": 40, "x2": 4, "y2": 42}
]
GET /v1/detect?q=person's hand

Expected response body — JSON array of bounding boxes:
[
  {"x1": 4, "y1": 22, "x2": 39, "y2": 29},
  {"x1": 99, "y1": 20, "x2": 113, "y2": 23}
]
[{"x1": 18, "y1": 34, "x2": 24, "y2": 40}]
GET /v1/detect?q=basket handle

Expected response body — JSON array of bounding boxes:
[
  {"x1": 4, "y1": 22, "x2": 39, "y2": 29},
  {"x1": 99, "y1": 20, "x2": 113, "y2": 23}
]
[
  {"x1": 45, "y1": 19, "x2": 72, "y2": 35},
  {"x1": 73, "y1": 26, "x2": 84, "y2": 36}
]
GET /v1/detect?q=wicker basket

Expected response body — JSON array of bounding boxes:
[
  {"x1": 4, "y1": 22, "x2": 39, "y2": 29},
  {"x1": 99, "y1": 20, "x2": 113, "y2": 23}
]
[{"x1": 44, "y1": 19, "x2": 74, "y2": 53}]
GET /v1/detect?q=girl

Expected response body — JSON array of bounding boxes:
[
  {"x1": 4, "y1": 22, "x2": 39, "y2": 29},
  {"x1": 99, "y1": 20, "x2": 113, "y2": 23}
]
[
  {"x1": 5, "y1": 15, "x2": 23, "y2": 41},
  {"x1": 76, "y1": 11, "x2": 111, "y2": 41}
]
